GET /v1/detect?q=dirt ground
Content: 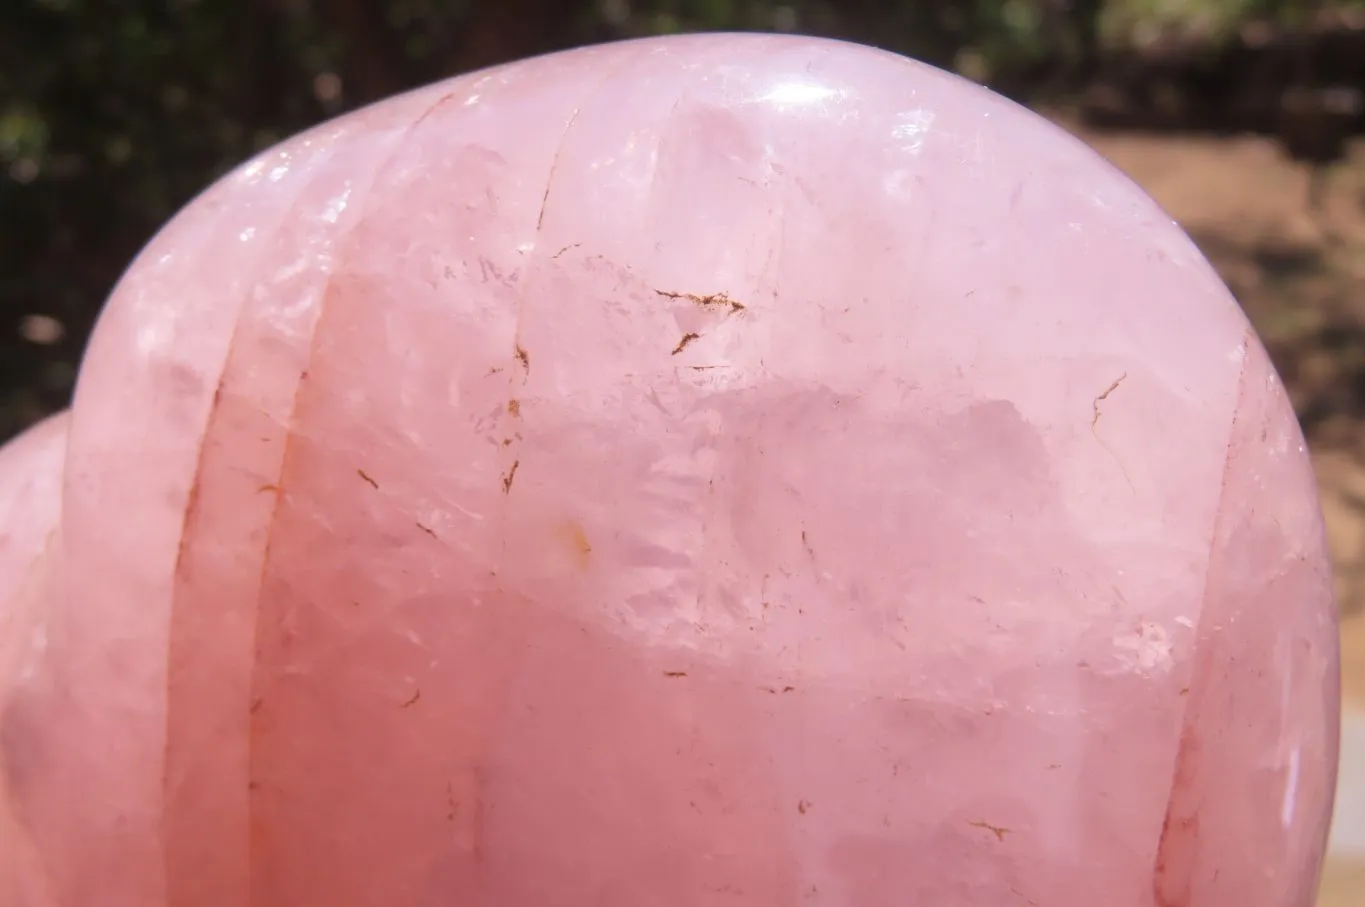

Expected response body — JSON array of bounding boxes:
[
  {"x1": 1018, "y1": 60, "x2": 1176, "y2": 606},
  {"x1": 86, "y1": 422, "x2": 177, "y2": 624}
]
[{"x1": 1063, "y1": 121, "x2": 1365, "y2": 906}]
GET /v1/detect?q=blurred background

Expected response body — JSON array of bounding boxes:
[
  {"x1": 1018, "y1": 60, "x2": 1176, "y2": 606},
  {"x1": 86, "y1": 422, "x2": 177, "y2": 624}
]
[{"x1": 1, "y1": 0, "x2": 1362, "y2": 902}]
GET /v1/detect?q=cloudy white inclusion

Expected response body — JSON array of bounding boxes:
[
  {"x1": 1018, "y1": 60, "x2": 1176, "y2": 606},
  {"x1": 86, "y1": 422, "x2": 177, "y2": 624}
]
[
  {"x1": 321, "y1": 183, "x2": 352, "y2": 224},
  {"x1": 892, "y1": 107, "x2": 935, "y2": 155}
]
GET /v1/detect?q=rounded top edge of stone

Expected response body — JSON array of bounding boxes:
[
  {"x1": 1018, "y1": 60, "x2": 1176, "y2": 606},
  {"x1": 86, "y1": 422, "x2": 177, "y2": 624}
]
[
  {"x1": 264, "y1": 34, "x2": 1148, "y2": 190},
  {"x1": 222, "y1": 32, "x2": 1168, "y2": 228},
  {"x1": 130, "y1": 29, "x2": 1236, "y2": 382},
  {"x1": 371, "y1": 31, "x2": 1026, "y2": 130}
]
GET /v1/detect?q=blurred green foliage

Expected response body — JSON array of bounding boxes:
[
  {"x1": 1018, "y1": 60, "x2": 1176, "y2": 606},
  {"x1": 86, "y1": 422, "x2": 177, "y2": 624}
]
[{"x1": 1, "y1": 0, "x2": 1360, "y2": 441}]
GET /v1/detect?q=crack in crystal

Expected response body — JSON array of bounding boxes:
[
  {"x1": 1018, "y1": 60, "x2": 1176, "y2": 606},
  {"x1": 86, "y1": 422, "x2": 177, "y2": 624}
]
[
  {"x1": 1151, "y1": 328, "x2": 1252, "y2": 907},
  {"x1": 163, "y1": 140, "x2": 335, "y2": 902},
  {"x1": 227, "y1": 89, "x2": 450, "y2": 901}
]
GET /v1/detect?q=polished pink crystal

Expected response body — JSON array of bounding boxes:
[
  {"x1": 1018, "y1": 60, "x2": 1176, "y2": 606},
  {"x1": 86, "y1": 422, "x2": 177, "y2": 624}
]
[
  {"x1": 0, "y1": 32, "x2": 1340, "y2": 907},
  {"x1": 0, "y1": 412, "x2": 67, "y2": 907}
]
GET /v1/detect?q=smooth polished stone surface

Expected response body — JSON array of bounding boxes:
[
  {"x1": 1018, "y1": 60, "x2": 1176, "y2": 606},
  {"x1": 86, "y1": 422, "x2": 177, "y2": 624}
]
[
  {"x1": 0, "y1": 32, "x2": 1341, "y2": 907},
  {"x1": 0, "y1": 412, "x2": 67, "y2": 907},
  {"x1": 0, "y1": 412, "x2": 65, "y2": 606}
]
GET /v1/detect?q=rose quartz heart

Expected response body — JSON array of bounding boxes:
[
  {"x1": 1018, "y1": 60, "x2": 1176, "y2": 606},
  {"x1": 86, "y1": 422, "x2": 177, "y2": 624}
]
[{"x1": 0, "y1": 32, "x2": 1340, "y2": 907}]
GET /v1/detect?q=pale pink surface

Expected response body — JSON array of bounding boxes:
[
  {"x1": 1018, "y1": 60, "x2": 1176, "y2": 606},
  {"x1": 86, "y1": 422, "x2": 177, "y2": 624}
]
[
  {"x1": 0, "y1": 412, "x2": 67, "y2": 907},
  {"x1": 0, "y1": 32, "x2": 1340, "y2": 907},
  {"x1": 0, "y1": 413, "x2": 66, "y2": 604}
]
